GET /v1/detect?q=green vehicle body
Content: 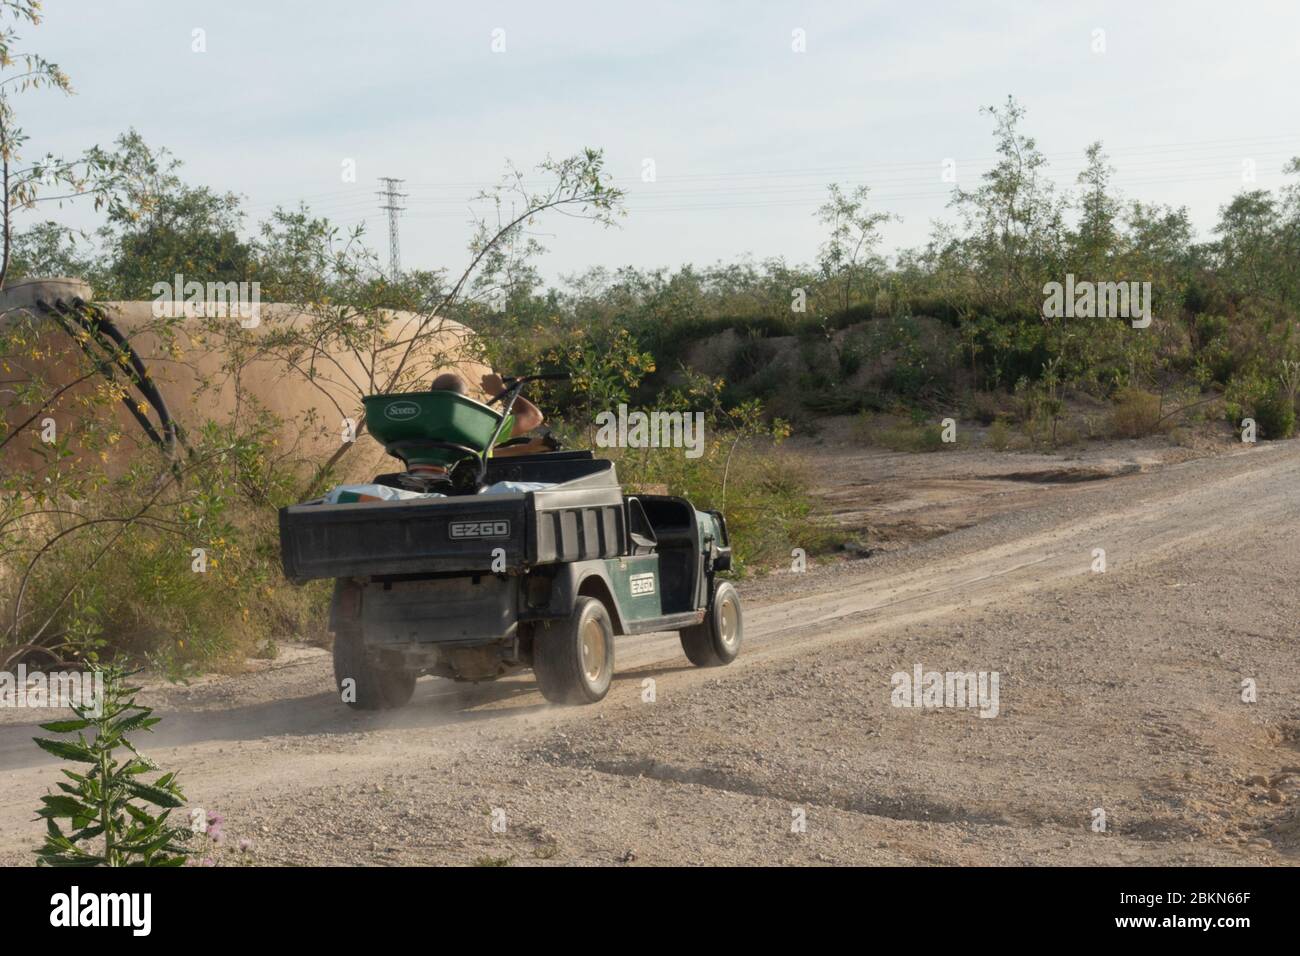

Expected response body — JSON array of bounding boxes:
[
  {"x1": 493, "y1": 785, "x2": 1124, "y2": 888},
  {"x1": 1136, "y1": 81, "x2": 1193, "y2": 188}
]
[{"x1": 279, "y1": 379, "x2": 741, "y2": 708}]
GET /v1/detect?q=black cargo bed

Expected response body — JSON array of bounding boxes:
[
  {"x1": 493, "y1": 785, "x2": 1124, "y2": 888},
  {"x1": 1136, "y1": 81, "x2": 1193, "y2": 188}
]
[{"x1": 279, "y1": 454, "x2": 627, "y2": 583}]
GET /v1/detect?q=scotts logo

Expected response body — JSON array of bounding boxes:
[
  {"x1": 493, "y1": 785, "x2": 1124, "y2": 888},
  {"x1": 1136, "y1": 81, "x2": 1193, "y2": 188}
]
[{"x1": 384, "y1": 401, "x2": 421, "y2": 421}]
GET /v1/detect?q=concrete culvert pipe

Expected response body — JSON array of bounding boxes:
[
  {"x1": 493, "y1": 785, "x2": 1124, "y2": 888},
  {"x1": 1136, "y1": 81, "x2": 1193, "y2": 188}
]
[{"x1": 0, "y1": 278, "x2": 495, "y2": 484}]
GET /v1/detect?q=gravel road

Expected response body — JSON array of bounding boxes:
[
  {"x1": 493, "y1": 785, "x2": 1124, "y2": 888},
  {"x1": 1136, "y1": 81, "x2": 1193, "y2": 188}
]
[{"x1": 2, "y1": 439, "x2": 1296, "y2": 866}]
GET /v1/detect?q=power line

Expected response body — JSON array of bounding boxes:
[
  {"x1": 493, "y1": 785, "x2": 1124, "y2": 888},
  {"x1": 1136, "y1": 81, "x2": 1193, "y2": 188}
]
[
  {"x1": 382, "y1": 150, "x2": 1298, "y2": 209},
  {"x1": 236, "y1": 132, "x2": 1300, "y2": 221},
  {"x1": 398, "y1": 133, "x2": 1300, "y2": 190}
]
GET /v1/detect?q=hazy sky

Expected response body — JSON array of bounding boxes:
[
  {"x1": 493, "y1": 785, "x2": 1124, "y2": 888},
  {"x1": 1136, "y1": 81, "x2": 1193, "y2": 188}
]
[{"x1": 20, "y1": 0, "x2": 1300, "y2": 285}]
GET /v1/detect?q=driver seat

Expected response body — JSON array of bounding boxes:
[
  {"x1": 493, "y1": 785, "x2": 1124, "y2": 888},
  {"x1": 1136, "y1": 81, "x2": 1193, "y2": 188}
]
[{"x1": 625, "y1": 496, "x2": 658, "y2": 555}]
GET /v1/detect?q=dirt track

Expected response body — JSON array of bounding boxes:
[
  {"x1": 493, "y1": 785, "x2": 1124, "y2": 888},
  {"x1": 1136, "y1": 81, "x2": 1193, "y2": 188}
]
[{"x1": 2, "y1": 439, "x2": 1298, "y2": 865}]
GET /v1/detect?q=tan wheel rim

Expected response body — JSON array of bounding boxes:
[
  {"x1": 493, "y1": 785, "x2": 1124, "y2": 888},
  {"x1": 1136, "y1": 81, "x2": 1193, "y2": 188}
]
[
  {"x1": 580, "y1": 618, "x2": 607, "y2": 683},
  {"x1": 718, "y1": 595, "x2": 739, "y2": 650}
]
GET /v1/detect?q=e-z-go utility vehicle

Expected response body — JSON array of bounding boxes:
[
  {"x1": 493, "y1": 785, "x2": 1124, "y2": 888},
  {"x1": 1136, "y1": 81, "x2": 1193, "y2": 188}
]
[{"x1": 278, "y1": 374, "x2": 742, "y2": 709}]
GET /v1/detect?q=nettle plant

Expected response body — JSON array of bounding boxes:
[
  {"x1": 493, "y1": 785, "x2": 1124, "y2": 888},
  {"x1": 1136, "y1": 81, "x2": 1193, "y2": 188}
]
[{"x1": 33, "y1": 666, "x2": 192, "y2": 866}]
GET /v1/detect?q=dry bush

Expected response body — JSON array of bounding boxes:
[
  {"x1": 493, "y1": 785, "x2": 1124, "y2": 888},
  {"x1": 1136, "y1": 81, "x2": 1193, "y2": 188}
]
[{"x1": 1108, "y1": 388, "x2": 1167, "y2": 439}]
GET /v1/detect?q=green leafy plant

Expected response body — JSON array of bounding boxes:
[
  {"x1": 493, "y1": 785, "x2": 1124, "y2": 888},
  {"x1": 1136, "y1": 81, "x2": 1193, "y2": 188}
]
[
  {"x1": 33, "y1": 665, "x2": 191, "y2": 866},
  {"x1": 1226, "y1": 369, "x2": 1297, "y2": 440},
  {"x1": 544, "y1": 326, "x2": 657, "y2": 445}
]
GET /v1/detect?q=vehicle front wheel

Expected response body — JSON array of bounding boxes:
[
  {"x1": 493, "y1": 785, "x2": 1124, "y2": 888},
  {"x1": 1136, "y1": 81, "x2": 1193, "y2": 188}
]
[
  {"x1": 679, "y1": 580, "x2": 742, "y2": 667},
  {"x1": 533, "y1": 596, "x2": 615, "y2": 704},
  {"x1": 333, "y1": 624, "x2": 416, "y2": 710}
]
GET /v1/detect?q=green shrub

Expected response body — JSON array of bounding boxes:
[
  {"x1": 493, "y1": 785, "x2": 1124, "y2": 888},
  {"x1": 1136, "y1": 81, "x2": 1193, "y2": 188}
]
[
  {"x1": 966, "y1": 390, "x2": 1003, "y2": 425},
  {"x1": 2, "y1": 417, "x2": 332, "y2": 674},
  {"x1": 1251, "y1": 389, "x2": 1297, "y2": 439},
  {"x1": 1226, "y1": 371, "x2": 1297, "y2": 440},
  {"x1": 1193, "y1": 314, "x2": 1237, "y2": 384}
]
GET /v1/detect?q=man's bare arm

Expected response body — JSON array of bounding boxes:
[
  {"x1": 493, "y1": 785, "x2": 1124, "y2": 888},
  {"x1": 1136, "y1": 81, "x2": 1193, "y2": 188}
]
[
  {"x1": 481, "y1": 373, "x2": 544, "y2": 436},
  {"x1": 509, "y1": 397, "x2": 544, "y2": 435}
]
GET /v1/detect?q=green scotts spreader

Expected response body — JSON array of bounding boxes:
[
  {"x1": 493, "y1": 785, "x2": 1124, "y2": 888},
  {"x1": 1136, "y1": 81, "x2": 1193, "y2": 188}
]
[{"x1": 362, "y1": 390, "x2": 514, "y2": 470}]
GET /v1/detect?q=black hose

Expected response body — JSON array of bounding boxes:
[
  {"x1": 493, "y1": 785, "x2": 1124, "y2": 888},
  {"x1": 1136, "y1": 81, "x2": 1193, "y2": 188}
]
[
  {"x1": 71, "y1": 297, "x2": 184, "y2": 454},
  {"x1": 33, "y1": 300, "x2": 176, "y2": 463}
]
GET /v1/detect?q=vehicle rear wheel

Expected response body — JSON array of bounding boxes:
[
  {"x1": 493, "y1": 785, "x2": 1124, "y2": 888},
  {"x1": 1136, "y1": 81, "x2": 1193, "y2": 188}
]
[
  {"x1": 679, "y1": 580, "x2": 742, "y2": 667},
  {"x1": 333, "y1": 624, "x2": 416, "y2": 710},
  {"x1": 533, "y1": 596, "x2": 615, "y2": 704}
]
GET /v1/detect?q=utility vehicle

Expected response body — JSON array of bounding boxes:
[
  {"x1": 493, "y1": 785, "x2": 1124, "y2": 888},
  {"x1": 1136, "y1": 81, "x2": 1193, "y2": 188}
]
[{"x1": 278, "y1": 374, "x2": 742, "y2": 709}]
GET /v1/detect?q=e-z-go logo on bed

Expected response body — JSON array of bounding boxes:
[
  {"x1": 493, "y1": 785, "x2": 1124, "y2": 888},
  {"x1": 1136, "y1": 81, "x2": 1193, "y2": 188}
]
[{"x1": 449, "y1": 520, "x2": 511, "y2": 539}]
